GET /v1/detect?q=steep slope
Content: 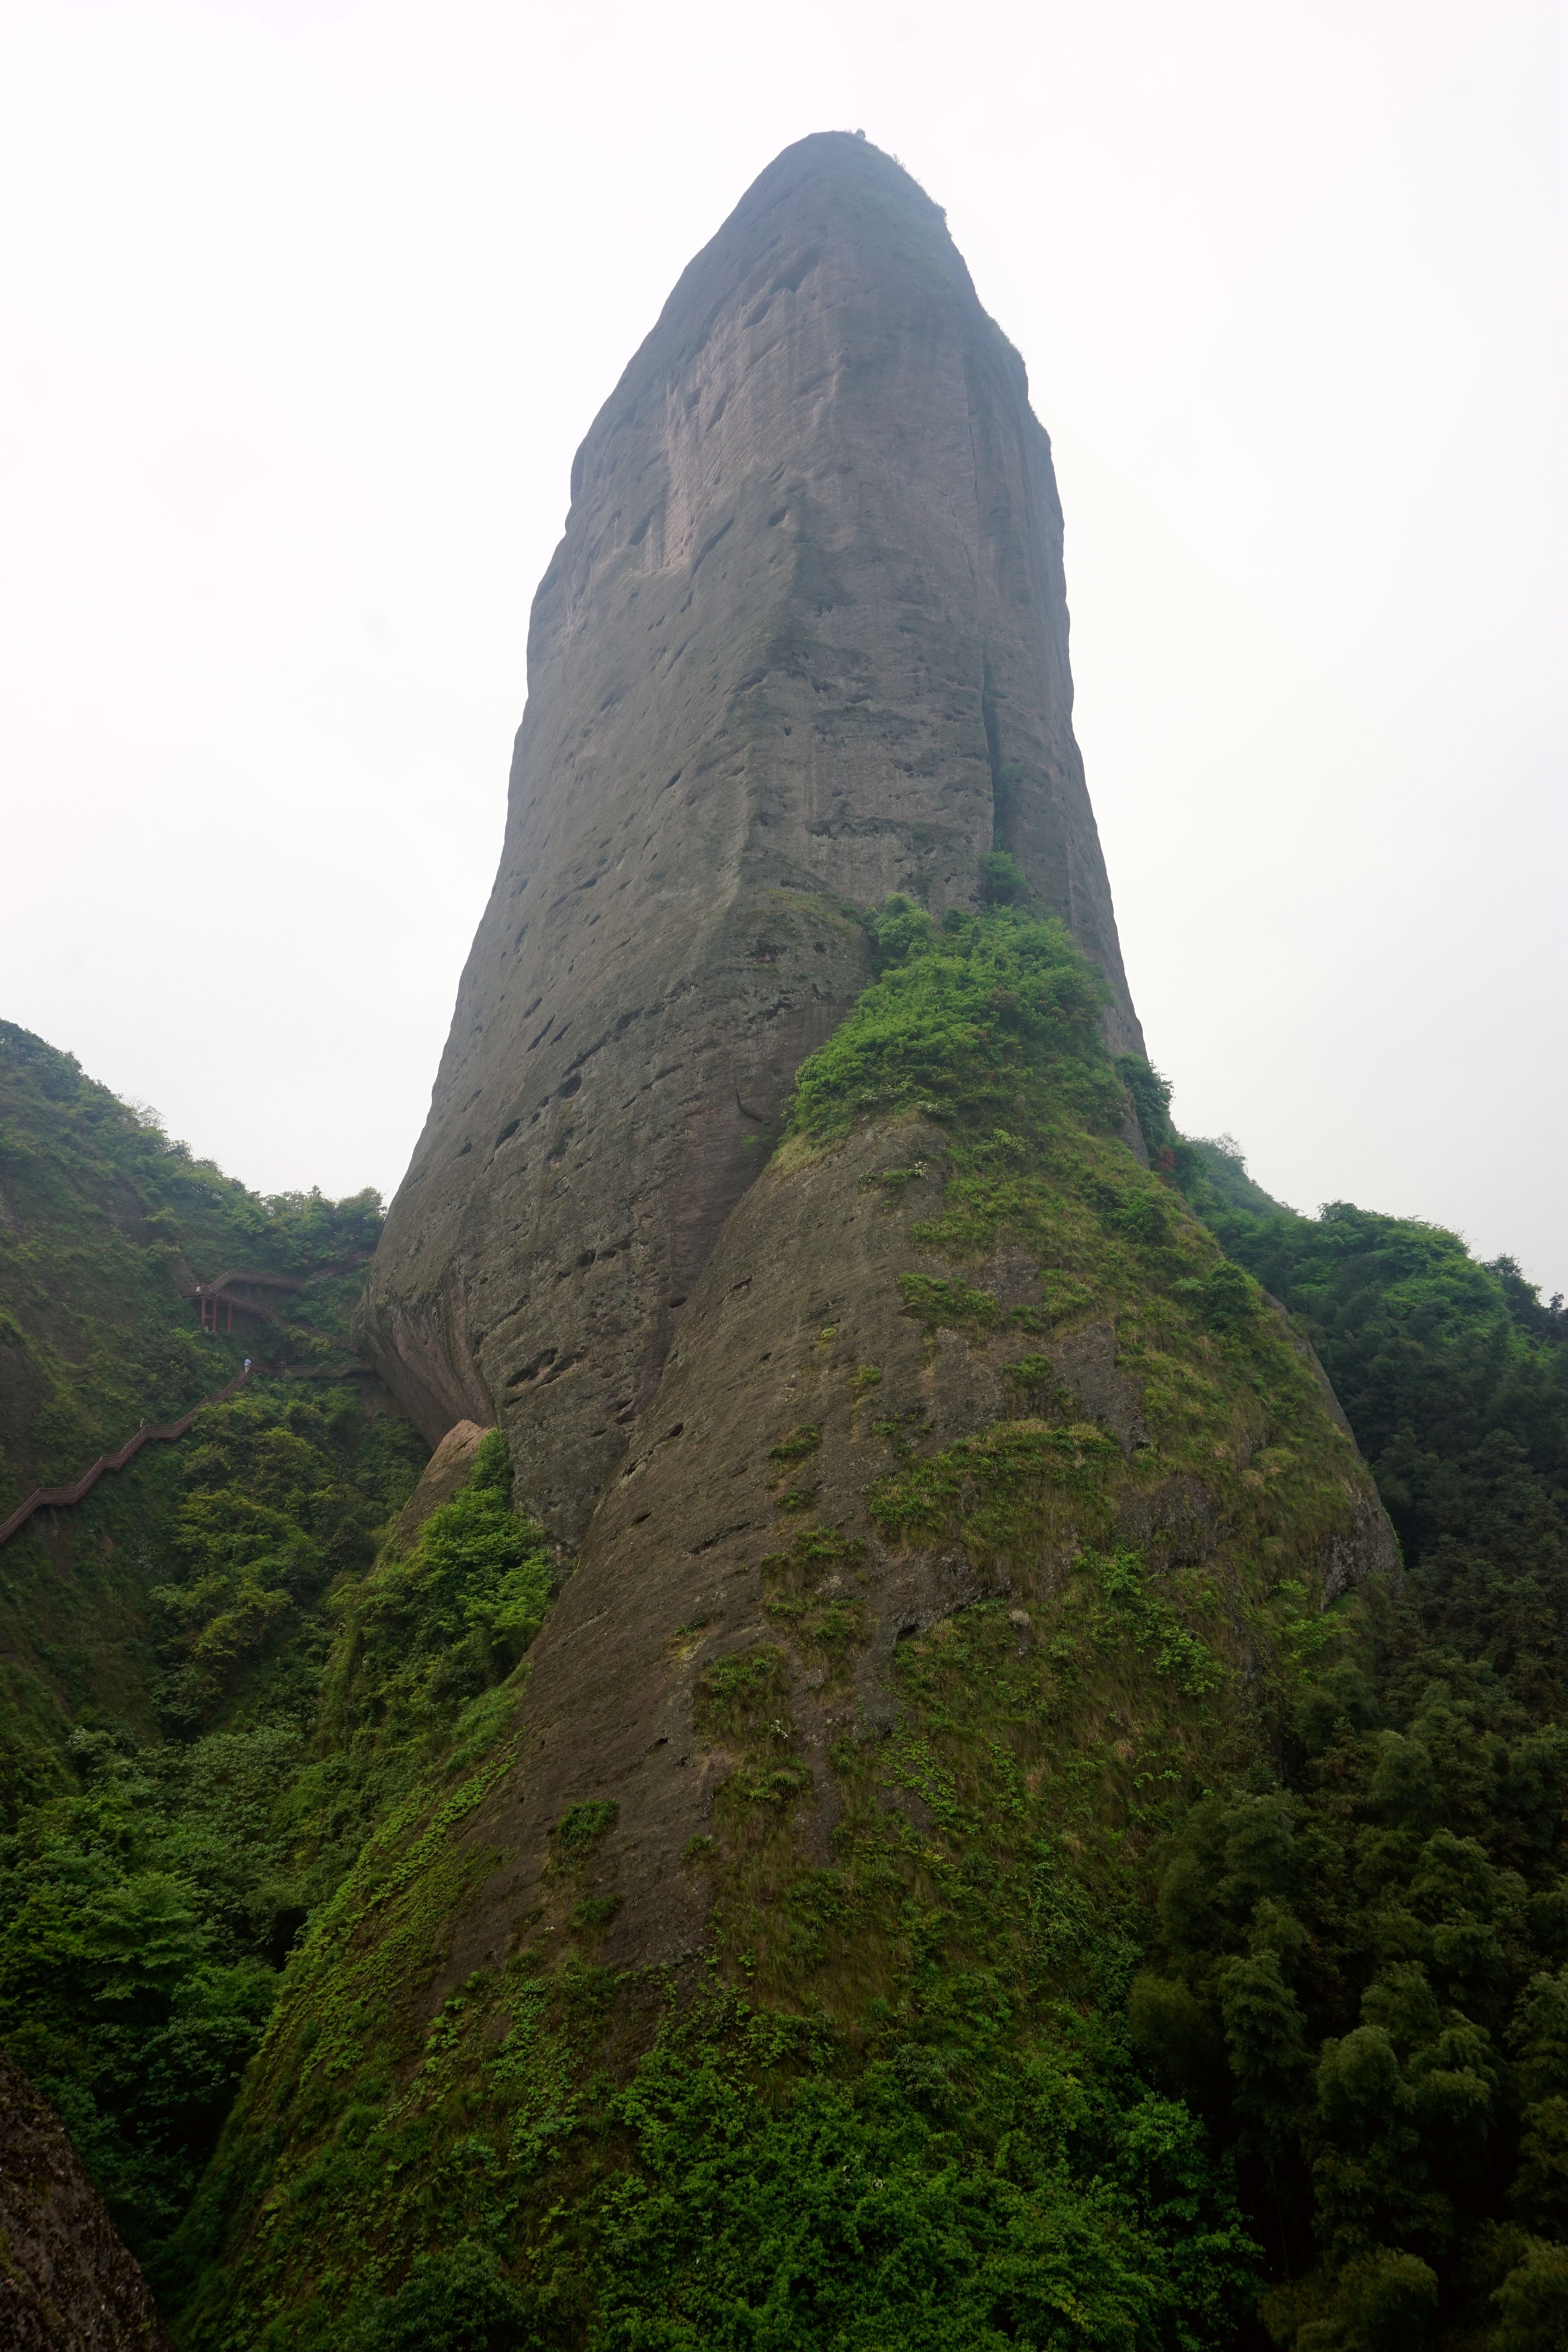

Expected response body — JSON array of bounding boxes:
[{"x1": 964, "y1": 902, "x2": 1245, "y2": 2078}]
[
  {"x1": 4, "y1": 980, "x2": 1557, "y2": 2351},
  {"x1": 0, "y1": 1018, "x2": 389, "y2": 1769},
  {"x1": 166, "y1": 135, "x2": 1420, "y2": 2351},
  {"x1": 179, "y1": 909, "x2": 1401, "y2": 2348},
  {"x1": 0, "y1": 1021, "x2": 430, "y2": 2281},
  {"x1": 0, "y1": 1019, "x2": 381, "y2": 1507},
  {"x1": 359, "y1": 131, "x2": 1145, "y2": 1541},
  {"x1": 414, "y1": 910, "x2": 1392, "y2": 1984},
  {"x1": 1191, "y1": 1142, "x2": 1566, "y2": 1697}
]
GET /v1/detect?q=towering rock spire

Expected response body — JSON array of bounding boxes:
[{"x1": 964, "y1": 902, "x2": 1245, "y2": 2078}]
[
  {"x1": 203, "y1": 143, "x2": 1397, "y2": 2336},
  {"x1": 359, "y1": 132, "x2": 1144, "y2": 1532}
]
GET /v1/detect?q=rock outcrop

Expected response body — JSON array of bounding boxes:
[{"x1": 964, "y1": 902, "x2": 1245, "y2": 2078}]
[
  {"x1": 192, "y1": 137, "x2": 1403, "y2": 2344},
  {"x1": 0, "y1": 2053, "x2": 172, "y2": 2351},
  {"x1": 390, "y1": 1415, "x2": 494, "y2": 1547},
  {"x1": 435, "y1": 1109, "x2": 1397, "y2": 1986},
  {"x1": 359, "y1": 131, "x2": 1145, "y2": 1541}
]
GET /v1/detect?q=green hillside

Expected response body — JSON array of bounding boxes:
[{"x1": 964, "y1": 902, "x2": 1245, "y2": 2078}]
[
  {"x1": 162, "y1": 917, "x2": 1568, "y2": 2352},
  {"x1": 1123, "y1": 1083, "x2": 1568, "y2": 2348},
  {"x1": 0, "y1": 989, "x2": 1562, "y2": 2352},
  {"x1": 0, "y1": 1020, "x2": 430, "y2": 2257},
  {"x1": 0, "y1": 1018, "x2": 384, "y2": 1502}
]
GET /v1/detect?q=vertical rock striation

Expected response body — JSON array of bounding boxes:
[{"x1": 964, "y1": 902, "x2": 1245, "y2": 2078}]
[{"x1": 359, "y1": 132, "x2": 1145, "y2": 1538}]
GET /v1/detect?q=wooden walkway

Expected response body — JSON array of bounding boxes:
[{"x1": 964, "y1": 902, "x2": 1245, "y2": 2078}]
[
  {"x1": 188, "y1": 1252, "x2": 372, "y2": 1331},
  {"x1": 0, "y1": 1250, "x2": 378, "y2": 1549},
  {"x1": 0, "y1": 1367, "x2": 254, "y2": 1551},
  {"x1": 191, "y1": 1269, "x2": 300, "y2": 1332}
]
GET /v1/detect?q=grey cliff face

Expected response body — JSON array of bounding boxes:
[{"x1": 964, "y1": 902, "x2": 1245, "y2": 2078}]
[
  {"x1": 0, "y1": 2053, "x2": 173, "y2": 2352},
  {"x1": 433, "y1": 1116, "x2": 1397, "y2": 1990},
  {"x1": 359, "y1": 132, "x2": 1146, "y2": 1535}
]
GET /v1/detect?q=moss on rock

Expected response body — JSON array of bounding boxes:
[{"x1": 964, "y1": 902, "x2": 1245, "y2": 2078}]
[{"x1": 169, "y1": 907, "x2": 1397, "y2": 2346}]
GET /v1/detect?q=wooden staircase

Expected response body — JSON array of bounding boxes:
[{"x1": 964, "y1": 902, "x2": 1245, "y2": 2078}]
[
  {"x1": 0, "y1": 1366, "x2": 253, "y2": 1550},
  {"x1": 0, "y1": 1250, "x2": 378, "y2": 1547}
]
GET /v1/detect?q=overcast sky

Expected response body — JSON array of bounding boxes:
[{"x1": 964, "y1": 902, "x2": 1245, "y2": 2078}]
[{"x1": 2, "y1": 0, "x2": 1563, "y2": 1293}]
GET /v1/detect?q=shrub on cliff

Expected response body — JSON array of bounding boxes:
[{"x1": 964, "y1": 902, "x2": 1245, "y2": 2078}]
[{"x1": 791, "y1": 901, "x2": 1123, "y2": 1145}]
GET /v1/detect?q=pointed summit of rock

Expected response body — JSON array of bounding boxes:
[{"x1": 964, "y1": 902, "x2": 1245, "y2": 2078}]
[
  {"x1": 359, "y1": 131, "x2": 1145, "y2": 1532},
  {"x1": 332, "y1": 118, "x2": 1392, "y2": 2002},
  {"x1": 201, "y1": 141, "x2": 1399, "y2": 2341}
]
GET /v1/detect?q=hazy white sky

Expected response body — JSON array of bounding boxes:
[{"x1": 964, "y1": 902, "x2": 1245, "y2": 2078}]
[{"x1": 2, "y1": 0, "x2": 1564, "y2": 1291}]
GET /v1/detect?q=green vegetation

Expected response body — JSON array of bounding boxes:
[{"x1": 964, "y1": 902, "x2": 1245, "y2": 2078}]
[
  {"x1": 791, "y1": 895, "x2": 1125, "y2": 1143},
  {"x1": 0, "y1": 1015, "x2": 394, "y2": 1793},
  {"x1": 1183, "y1": 1133, "x2": 1564, "y2": 1711},
  {"x1": 1078, "y1": 1103, "x2": 1566, "y2": 2349},
  {"x1": 150, "y1": 1388, "x2": 425, "y2": 1737},
  {"x1": 768, "y1": 1423, "x2": 823, "y2": 1470},
  {"x1": 0, "y1": 1017, "x2": 382, "y2": 1508},
  {"x1": 0, "y1": 1374, "x2": 419, "y2": 2251},
  {"x1": 0, "y1": 1410, "x2": 566, "y2": 2303},
  {"x1": 327, "y1": 1431, "x2": 555, "y2": 1754},
  {"x1": 174, "y1": 1563, "x2": 1268, "y2": 2348},
  {"x1": 0, "y1": 1015, "x2": 475, "y2": 2287},
  {"x1": 0, "y1": 937, "x2": 1560, "y2": 2352},
  {"x1": 162, "y1": 905, "x2": 1405, "y2": 2348}
]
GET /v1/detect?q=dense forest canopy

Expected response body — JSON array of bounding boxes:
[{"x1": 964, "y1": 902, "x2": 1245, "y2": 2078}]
[{"x1": 1117, "y1": 1070, "x2": 1567, "y2": 2351}]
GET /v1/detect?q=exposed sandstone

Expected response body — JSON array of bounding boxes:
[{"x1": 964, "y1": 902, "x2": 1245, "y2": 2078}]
[
  {"x1": 0, "y1": 2053, "x2": 172, "y2": 2352},
  {"x1": 436, "y1": 1116, "x2": 1394, "y2": 1989},
  {"x1": 359, "y1": 132, "x2": 1146, "y2": 1540},
  {"x1": 390, "y1": 1415, "x2": 493, "y2": 1546},
  {"x1": 196, "y1": 149, "x2": 1405, "y2": 2332}
]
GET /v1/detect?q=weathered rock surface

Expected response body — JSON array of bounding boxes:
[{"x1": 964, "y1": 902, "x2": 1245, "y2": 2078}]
[
  {"x1": 0, "y1": 2052, "x2": 172, "y2": 2351},
  {"x1": 437, "y1": 1118, "x2": 1395, "y2": 1989},
  {"x1": 359, "y1": 132, "x2": 1146, "y2": 1539},
  {"x1": 391, "y1": 1415, "x2": 493, "y2": 1547},
  {"x1": 190, "y1": 144, "x2": 1406, "y2": 2347}
]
